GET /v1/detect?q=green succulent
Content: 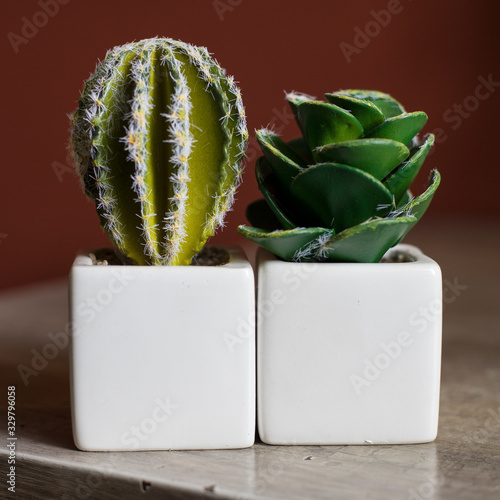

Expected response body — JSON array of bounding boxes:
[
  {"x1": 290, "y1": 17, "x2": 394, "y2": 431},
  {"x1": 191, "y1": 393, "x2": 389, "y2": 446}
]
[
  {"x1": 70, "y1": 37, "x2": 247, "y2": 265},
  {"x1": 238, "y1": 89, "x2": 440, "y2": 263}
]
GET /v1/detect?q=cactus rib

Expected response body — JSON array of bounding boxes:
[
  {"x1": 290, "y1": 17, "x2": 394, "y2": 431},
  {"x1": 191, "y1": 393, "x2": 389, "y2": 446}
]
[{"x1": 70, "y1": 37, "x2": 247, "y2": 265}]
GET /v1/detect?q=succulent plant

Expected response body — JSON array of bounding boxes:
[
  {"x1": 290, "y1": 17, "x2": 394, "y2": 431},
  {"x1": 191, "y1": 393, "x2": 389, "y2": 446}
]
[
  {"x1": 70, "y1": 37, "x2": 248, "y2": 265},
  {"x1": 238, "y1": 90, "x2": 440, "y2": 263}
]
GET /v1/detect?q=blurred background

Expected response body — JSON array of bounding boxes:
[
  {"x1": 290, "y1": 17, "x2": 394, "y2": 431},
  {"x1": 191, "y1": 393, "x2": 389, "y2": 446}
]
[{"x1": 1, "y1": 0, "x2": 499, "y2": 290}]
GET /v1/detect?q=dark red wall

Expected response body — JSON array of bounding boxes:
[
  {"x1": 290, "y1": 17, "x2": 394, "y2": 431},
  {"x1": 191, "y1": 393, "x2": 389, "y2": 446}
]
[{"x1": 1, "y1": 0, "x2": 499, "y2": 289}]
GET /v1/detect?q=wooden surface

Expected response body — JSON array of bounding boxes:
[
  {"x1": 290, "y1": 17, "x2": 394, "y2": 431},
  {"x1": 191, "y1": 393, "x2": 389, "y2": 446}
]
[{"x1": 1, "y1": 218, "x2": 499, "y2": 499}]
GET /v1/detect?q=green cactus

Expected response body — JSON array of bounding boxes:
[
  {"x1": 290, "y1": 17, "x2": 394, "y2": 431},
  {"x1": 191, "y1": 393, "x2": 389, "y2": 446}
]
[
  {"x1": 70, "y1": 37, "x2": 248, "y2": 265},
  {"x1": 238, "y1": 89, "x2": 440, "y2": 263}
]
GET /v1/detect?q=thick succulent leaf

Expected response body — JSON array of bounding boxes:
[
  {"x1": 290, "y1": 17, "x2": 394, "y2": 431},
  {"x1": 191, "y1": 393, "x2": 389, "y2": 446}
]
[
  {"x1": 255, "y1": 156, "x2": 297, "y2": 230},
  {"x1": 385, "y1": 169, "x2": 439, "y2": 248},
  {"x1": 324, "y1": 93, "x2": 385, "y2": 133},
  {"x1": 315, "y1": 138, "x2": 409, "y2": 181},
  {"x1": 256, "y1": 129, "x2": 305, "y2": 190},
  {"x1": 245, "y1": 198, "x2": 283, "y2": 232},
  {"x1": 286, "y1": 92, "x2": 315, "y2": 108},
  {"x1": 256, "y1": 129, "x2": 306, "y2": 167},
  {"x1": 237, "y1": 225, "x2": 332, "y2": 262},
  {"x1": 287, "y1": 137, "x2": 314, "y2": 164},
  {"x1": 384, "y1": 134, "x2": 435, "y2": 203},
  {"x1": 367, "y1": 112, "x2": 428, "y2": 145},
  {"x1": 335, "y1": 90, "x2": 406, "y2": 119},
  {"x1": 396, "y1": 190, "x2": 412, "y2": 208},
  {"x1": 286, "y1": 92, "x2": 315, "y2": 137},
  {"x1": 322, "y1": 216, "x2": 417, "y2": 263},
  {"x1": 297, "y1": 101, "x2": 363, "y2": 157},
  {"x1": 398, "y1": 169, "x2": 441, "y2": 221},
  {"x1": 290, "y1": 163, "x2": 394, "y2": 233}
]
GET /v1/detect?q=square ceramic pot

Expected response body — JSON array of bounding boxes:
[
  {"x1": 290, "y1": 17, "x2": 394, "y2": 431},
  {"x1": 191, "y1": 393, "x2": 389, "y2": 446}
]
[
  {"x1": 69, "y1": 246, "x2": 255, "y2": 451},
  {"x1": 257, "y1": 244, "x2": 442, "y2": 445}
]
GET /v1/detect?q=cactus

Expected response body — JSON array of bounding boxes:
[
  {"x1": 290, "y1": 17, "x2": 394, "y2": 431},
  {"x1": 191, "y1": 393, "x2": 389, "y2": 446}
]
[
  {"x1": 70, "y1": 37, "x2": 248, "y2": 265},
  {"x1": 238, "y1": 89, "x2": 440, "y2": 263}
]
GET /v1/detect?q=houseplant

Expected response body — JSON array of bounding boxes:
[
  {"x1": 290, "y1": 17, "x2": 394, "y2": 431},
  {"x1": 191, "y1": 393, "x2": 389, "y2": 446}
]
[
  {"x1": 69, "y1": 37, "x2": 254, "y2": 451},
  {"x1": 239, "y1": 90, "x2": 442, "y2": 445}
]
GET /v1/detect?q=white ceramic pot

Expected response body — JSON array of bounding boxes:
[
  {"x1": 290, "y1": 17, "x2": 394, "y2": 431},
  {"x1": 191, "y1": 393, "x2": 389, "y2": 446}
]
[
  {"x1": 69, "y1": 246, "x2": 255, "y2": 451},
  {"x1": 256, "y1": 244, "x2": 442, "y2": 445}
]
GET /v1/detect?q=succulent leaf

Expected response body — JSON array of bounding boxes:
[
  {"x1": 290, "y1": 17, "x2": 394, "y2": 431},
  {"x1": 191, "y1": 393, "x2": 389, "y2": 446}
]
[
  {"x1": 286, "y1": 137, "x2": 314, "y2": 164},
  {"x1": 240, "y1": 89, "x2": 439, "y2": 262},
  {"x1": 286, "y1": 92, "x2": 315, "y2": 137},
  {"x1": 255, "y1": 156, "x2": 297, "y2": 230},
  {"x1": 322, "y1": 216, "x2": 417, "y2": 263},
  {"x1": 398, "y1": 169, "x2": 441, "y2": 221},
  {"x1": 315, "y1": 138, "x2": 409, "y2": 181},
  {"x1": 237, "y1": 225, "x2": 332, "y2": 262},
  {"x1": 384, "y1": 134, "x2": 434, "y2": 203},
  {"x1": 245, "y1": 198, "x2": 283, "y2": 232},
  {"x1": 336, "y1": 90, "x2": 406, "y2": 118},
  {"x1": 256, "y1": 130, "x2": 305, "y2": 191},
  {"x1": 324, "y1": 93, "x2": 385, "y2": 133},
  {"x1": 297, "y1": 101, "x2": 364, "y2": 157},
  {"x1": 290, "y1": 163, "x2": 393, "y2": 232},
  {"x1": 396, "y1": 190, "x2": 413, "y2": 209},
  {"x1": 367, "y1": 112, "x2": 428, "y2": 145}
]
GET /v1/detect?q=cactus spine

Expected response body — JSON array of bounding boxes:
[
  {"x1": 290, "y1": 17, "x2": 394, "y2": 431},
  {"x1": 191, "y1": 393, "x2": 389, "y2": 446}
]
[{"x1": 70, "y1": 38, "x2": 247, "y2": 265}]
